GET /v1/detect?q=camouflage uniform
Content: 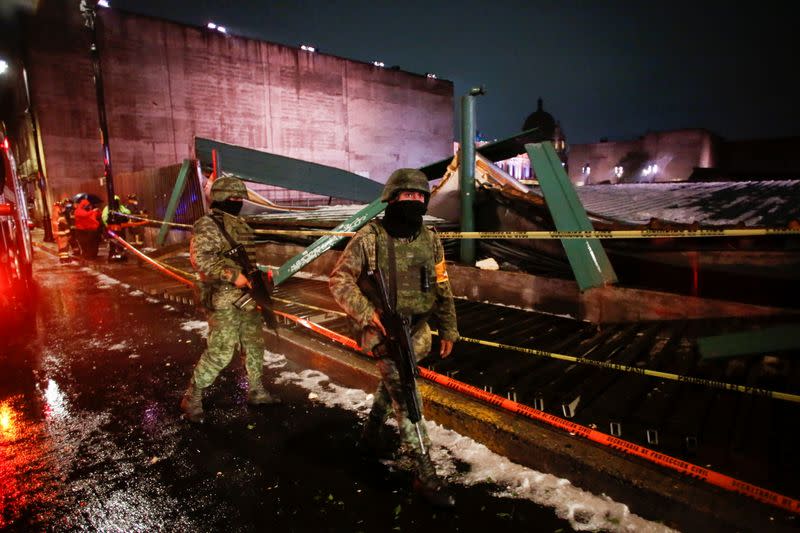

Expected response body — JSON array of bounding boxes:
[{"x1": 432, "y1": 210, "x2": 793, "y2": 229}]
[
  {"x1": 180, "y1": 177, "x2": 277, "y2": 422},
  {"x1": 329, "y1": 168, "x2": 458, "y2": 505}
]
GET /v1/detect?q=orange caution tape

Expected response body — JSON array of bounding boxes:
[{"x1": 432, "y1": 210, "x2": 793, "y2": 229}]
[
  {"x1": 420, "y1": 368, "x2": 800, "y2": 515},
  {"x1": 273, "y1": 307, "x2": 800, "y2": 515}
]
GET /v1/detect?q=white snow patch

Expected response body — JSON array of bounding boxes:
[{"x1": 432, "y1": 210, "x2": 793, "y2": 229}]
[
  {"x1": 163, "y1": 305, "x2": 175, "y2": 311},
  {"x1": 129, "y1": 289, "x2": 145, "y2": 296},
  {"x1": 129, "y1": 354, "x2": 141, "y2": 359},
  {"x1": 109, "y1": 342, "x2": 128, "y2": 351},
  {"x1": 262, "y1": 350, "x2": 675, "y2": 532},
  {"x1": 180, "y1": 320, "x2": 209, "y2": 338},
  {"x1": 146, "y1": 297, "x2": 159, "y2": 304},
  {"x1": 94, "y1": 273, "x2": 121, "y2": 289}
]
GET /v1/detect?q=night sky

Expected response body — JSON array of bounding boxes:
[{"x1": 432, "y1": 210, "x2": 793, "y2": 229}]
[{"x1": 3, "y1": 1, "x2": 799, "y2": 144}]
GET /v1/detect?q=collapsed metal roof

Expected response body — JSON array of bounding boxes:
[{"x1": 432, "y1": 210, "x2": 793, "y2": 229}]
[{"x1": 567, "y1": 180, "x2": 800, "y2": 228}]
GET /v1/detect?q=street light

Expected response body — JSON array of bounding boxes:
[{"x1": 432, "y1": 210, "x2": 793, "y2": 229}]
[{"x1": 0, "y1": 59, "x2": 8, "y2": 75}]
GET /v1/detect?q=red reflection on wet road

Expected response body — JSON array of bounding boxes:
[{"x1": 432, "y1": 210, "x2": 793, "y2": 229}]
[{"x1": 0, "y1": 396, "x2": 59, "y2": 529}]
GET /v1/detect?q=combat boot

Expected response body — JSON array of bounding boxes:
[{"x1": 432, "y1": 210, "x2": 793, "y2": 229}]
[
  {"x1": 180, "y1": 379, "x2": 204, "y2": 423},
  {"x1": 412, "y1": 452, "x2": 455, "y2": 508},
  {"x1": 247, "y1": 382, "x2": 281, "y2": 406}
]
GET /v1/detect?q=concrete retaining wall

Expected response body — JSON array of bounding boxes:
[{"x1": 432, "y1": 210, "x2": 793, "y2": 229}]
[{"x1": 25, "y1": 2, "x2": 453, "y2": 200}]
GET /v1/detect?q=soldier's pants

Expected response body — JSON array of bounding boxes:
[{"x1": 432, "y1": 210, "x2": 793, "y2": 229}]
[
  {"x1": 192, "y1": 306, "x2": 265, "y2": 390},
  {"x1": 370, "y1": 358, "x2": 432, "y2": 458}
]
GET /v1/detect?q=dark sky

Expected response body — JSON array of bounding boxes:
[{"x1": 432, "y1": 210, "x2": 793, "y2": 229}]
[{"x1": 5, "y1": 0, "x2": 799, "y2": 144}]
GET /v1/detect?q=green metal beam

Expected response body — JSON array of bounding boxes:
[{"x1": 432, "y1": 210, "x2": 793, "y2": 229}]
[
  {"x1": 525, "y1": 142, "x2": 617, "y2": 290},
  {"x1": 270, "y1": 198, "x2": 387, "y2": 285},
  {"x1": 459, "y1": 92, "x2": 478, "y2": 265},
  {"x1": 195, "y1": 137, "x2": 382, "y2": 203},
  {"x1": 156, "y1": 159, "x2": 191, "y2": 247},
  {"x1": 698, "y1": 324, "x2": 800, "y2": 360}
]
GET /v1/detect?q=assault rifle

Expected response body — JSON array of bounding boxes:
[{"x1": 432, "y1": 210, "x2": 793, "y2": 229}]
[
  {"x1": 369, "y1": 267, "x2": 427, "y2": 454},
  {"x1": 222, "y1": 244, "x2": 279, "y2": 331}
]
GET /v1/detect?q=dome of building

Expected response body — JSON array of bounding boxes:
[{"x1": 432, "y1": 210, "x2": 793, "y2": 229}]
[{"x1": 522, "y1": 97, "x2": 556, "y2": 139}]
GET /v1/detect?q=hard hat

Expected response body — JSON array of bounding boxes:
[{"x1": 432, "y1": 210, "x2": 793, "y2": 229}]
[{"x1": 380, "y1": 168, "x2": 430, "y2": 202}]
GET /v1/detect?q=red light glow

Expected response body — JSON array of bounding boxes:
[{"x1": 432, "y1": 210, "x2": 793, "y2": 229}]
[{"x1": 0, "y1": 401, "x2": 18, "y2": 440}]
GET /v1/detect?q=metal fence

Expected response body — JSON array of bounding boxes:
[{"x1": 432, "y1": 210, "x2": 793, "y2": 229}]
[{"x1": 114, "y1": 161, "x2": 205, "y2": 247}]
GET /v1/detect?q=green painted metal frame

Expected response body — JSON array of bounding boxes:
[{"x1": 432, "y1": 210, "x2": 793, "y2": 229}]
[
  {"x1": 698, "y1": 324, "x2": 800, "y2": 360},
  {"x1": 156, "y1": 158, "x2": 191, "y2": 247},
  {"x1": 269, "y1": 198, "x2": 387, "y2": 286},
  {"x1": 195, "y1": 137, "x2": 382, "y2": 203},
  {"x1": 525, "y1": 142, "x2": 617, "y2": 290}
]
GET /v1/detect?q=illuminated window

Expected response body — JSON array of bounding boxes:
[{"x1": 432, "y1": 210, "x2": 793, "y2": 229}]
[
  {"x1": 614, "y1": 165, "x2": 623, "y2": 178},
  {"x1": 581, "y1": 164, "x2": 591, "y2": 176}
]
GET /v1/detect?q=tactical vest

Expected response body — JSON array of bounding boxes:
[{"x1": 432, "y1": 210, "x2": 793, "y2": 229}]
[
  {"x1": 194, "y1": 211, "x2": 257, "y2": 310},
  {"x1": 363, "y1": 222, "x2": 437, "y2": 317}
]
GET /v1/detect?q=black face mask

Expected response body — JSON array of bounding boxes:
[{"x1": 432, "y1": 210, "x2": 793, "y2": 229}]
[
  {"x1": 211, "y1": 199, "x2": 244, "y2": 216},
  {"x1": 381, "y1": 200, "x2": 426, "y2": 238}
]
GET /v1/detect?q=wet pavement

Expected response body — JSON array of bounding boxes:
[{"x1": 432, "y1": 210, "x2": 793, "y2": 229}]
[{"x1": 0, "y1": 250, "x2": 626, "y2": 532}]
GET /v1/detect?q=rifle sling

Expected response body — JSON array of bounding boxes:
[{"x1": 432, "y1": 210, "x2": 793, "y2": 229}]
[
  {"x1": 386, "y1": 234, "x2": 398, "y2": 311},
  {"x1": 208, "y1": 213, "x2": 249, "y2": 271}
]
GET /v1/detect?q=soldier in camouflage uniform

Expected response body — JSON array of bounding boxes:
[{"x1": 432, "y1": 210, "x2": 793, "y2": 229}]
[
  {"x1": 329, "y1": 168, "x2": 459, "y2": 507},
  {"x1": 180, "y1": 176, "x2": 279, "y2": 423}
]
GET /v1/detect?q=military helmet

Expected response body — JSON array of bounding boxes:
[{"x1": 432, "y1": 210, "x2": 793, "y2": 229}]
[
  {"x1": 380, "y1": 168, "x2": 430, "y2": 202},
  {"x1": 210, "y1": 176, "x2": 248, "y2": 202}
]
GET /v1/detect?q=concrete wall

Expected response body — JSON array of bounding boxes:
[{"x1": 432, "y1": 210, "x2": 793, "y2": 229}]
[
  {"x1": 567, "y1": 129, "x2": 718, "y2": 184},
  {"x1": 25, "y1": 2, "x2": 453, "y2": 200}
]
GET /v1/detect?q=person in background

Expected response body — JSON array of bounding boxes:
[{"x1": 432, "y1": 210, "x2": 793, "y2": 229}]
[
  {"x1": 329, "y1": 168, "x2": 459, "y2": 508},
  {"x1": 124, "y1": 193, "x2": 146, "y2": 247},
  {"x1": 73, "y1": 197, "x2": 102, "y2": 259},
  {"x1": 101, "y1": 194, "x2": 130, "y2": 261},
  {"x1": 52, "y1": 201, "x2": 72, "y2": 263}
]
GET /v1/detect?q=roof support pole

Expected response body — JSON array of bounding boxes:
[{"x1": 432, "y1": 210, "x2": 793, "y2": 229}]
[{"x1": 459, "y1": 87, "x2": 485, "y2": 265}]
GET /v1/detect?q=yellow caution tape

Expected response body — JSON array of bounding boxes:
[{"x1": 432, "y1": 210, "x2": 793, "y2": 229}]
[
  {"x1": 112, "y1": 211, "x2": 193, "y2": 229},
  {"x1": 429, "y1": 331, "x2": 800, "y2": 404},
  {"x1": 272, "y1": 296, "x2": 347, "y2": 317},
  {"x1": 255, "y1": 227, "x2": 800, "y2": 239}
]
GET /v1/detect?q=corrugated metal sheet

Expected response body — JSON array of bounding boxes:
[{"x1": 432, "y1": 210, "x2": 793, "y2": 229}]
[{"x1": 559, "y1": 181, "x2": 800, "y2": 227}]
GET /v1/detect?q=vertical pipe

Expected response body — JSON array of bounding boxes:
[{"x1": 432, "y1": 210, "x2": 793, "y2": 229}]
[
  {"x1": 459, "y1": 86, "x2": 484, "y2": 264},
  {"x1": 82, "y1": 2, "x2": 117, "y2": 215}
]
